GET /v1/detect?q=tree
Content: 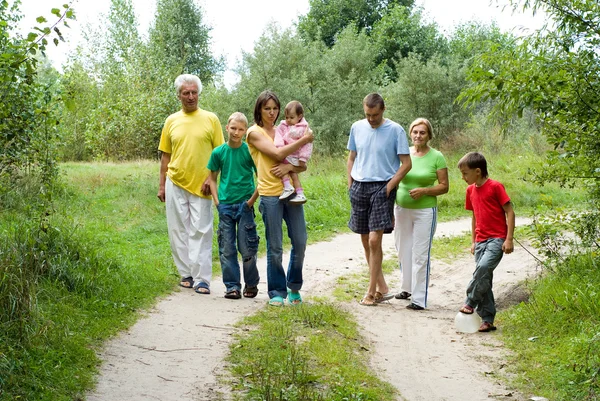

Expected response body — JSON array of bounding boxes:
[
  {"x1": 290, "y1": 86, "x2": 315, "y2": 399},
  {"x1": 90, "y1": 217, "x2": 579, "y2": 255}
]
[
  {"x1": 298, "y1": 0, "x2": 414, "y2": 47},
  {"x1": 148, "y1": 0, "x2": 223, "y2": 83}
]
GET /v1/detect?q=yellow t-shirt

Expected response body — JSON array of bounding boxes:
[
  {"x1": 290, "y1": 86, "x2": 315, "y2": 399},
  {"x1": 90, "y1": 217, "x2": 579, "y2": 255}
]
[
  {"x1": 158, "y1": 108, "x2": 224, "y2": 198},
  {"x1": 247, "y1": 124, "x2": 284, "y2": 196}
]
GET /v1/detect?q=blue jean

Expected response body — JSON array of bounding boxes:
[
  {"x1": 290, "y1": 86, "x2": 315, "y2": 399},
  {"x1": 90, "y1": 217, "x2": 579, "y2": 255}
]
[
  {"x1": 217, "y1": 202, "x2": 260, "y2": 292},
  {"x1": 465, "y1": 238, "x2": 504, "y2": 323},
  {"x1": 258, "y1": 196, "x2": 307, "y2": 299}
]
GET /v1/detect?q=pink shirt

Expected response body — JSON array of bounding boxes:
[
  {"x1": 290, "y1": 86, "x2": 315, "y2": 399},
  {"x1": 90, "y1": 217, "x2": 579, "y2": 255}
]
[{"x1": 274, "y1": 118, "x2": 313, "y2": 163}]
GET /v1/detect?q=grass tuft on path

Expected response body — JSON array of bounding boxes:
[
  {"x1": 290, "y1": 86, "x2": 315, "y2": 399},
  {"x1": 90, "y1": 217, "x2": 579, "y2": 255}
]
[{"x1": 227, "y1": 302, "x2": 397, "y2": 401}]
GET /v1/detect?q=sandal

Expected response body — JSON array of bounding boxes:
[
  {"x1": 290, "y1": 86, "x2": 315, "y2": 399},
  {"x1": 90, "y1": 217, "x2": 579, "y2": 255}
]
[
  {"x1": 478, "y1": 322, "x2": 497, "y2": 332},
  {"x1": 374, "y1": 291, "x2": 394, "y2": 303},
  {"x1": 394, "y1": 291, "x2": 411, "y2": 300},
  {"x1": 459, "y1": 304, "x2": 474, "y2": 314},
  {"x1": 194, "y1": 282, "x2": 210, "y2": 295},
  {"x1": 224, "y1": 289, "x2": 241, "y2": 299},
  {"x1": 243, "y1": 285, "x2": 258, "y2": 298},
  {"x1": 179, "y1": 276, "x2": 194, "y2": 288},
  {"x1": 268, "y1": 296, "x2": 285, "y2": 307},
  {"x1": 359, "y1": 294, "x2": 377, "y2": 306},
  {"x1": 287, "y1": 290, "x2": 302, "y2": 306}
]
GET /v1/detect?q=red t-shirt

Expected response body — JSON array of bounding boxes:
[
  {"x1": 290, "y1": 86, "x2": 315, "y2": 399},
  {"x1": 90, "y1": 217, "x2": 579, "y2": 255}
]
[{"x1": 465, "y1": 179, "x2": 511, "y2": 242}]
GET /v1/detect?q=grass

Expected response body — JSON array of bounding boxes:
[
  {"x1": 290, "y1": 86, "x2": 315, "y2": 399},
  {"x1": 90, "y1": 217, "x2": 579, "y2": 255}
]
[
  {"x1": 498, "y1": 253, "x2": 600, "y2": 400},
  {"x1": 226, "y1": 302, "x2": 397, "y2": 401},
  {"x1": 0, "y1": 150, "x2": 591, "y2": 400}
]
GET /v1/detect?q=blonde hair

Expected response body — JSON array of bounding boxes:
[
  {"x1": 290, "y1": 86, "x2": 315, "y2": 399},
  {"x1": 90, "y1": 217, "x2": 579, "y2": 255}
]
[
  {"x1": 409, "y1": 118, "x2": 434, "y2": 140},
  {"x1": 227, "y1": 112, "x2": 248, "y2": 127}
]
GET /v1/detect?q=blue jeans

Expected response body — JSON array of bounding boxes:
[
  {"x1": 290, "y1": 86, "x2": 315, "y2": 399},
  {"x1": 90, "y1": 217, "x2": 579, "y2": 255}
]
[
  {"x1": 465, "y1": 238, "x2": 504, "y2": 323},
  {"x1": 217, "y1": 202, "x2": 260, "y2": 292},
  {"x1": 258, "y1": 196, "x2": 307, "y2": 299}
]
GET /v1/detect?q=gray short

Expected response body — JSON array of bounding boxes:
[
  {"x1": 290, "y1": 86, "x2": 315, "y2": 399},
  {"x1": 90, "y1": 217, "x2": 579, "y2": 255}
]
[{"x1": 348, "y1": 180, "x2": 396, "y2": 234}]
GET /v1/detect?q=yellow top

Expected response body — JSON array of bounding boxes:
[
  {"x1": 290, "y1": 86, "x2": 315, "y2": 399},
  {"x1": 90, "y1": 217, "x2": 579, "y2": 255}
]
[
  {"x1": 247, "y1": 124, "x2": 284, "y2": 196},
  {"x1": 158, "y1": 108, "x2": 224, "y2": 198}
]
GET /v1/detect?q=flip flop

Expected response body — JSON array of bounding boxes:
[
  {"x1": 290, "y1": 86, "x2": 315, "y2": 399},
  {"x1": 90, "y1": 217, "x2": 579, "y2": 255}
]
[
  {"x1": 374, "y1": 291, "x2": 394, "y2": 303},
  {"x1": 287, "y1": 289, "x2": 302, "y2": 306},
  {"x1": 359, "y1": 294, "x2": 377, "y2": 306},
  {"x1": 459, "y1": 304, "x2": 474, "y2": 314},
  {"x1": 394, "y1": 291, "x2": 411, "y2": 299},
  {"x1": 179, "y1": 276, "x2": 194, "y2": 288},
  {"x1": 268, "y1": 296, "x2": 285, "y2": 307},
  {"x1": 243, "y1": 285, "x2": 258, "y2": 298},
  {"x1": 224, "y1": 289, "x2": 241, "y2": 299},
  {"x1": 194, "y1": 282, "x2": 210, "y2": 295}
]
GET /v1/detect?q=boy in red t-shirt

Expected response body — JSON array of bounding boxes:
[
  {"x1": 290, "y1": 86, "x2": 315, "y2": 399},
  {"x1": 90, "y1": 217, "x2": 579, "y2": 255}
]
[{"x1": 457, "y1": 152, "x2": 515, "y2": 332}]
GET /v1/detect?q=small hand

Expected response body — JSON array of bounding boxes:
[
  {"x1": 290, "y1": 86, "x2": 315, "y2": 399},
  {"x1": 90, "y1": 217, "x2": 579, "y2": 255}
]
[
  {"x1": 270, "y1": 163, "x2": 293, "y2": 178},
  {"x1": 470, "y1": 243, "x2": 475, "y2": 255},
  {"x1": 409, "y1": 188, "x2": 425, "y2": 200},
  {"x1": 303, "y1": 128, "x2": 314, "y2": 143},
  {"x1": 201, "y1": 179, "x2": 211, "y2": 196},
  {"x1": 503, "y1": 239, "x2": 514, "y2": 254}
]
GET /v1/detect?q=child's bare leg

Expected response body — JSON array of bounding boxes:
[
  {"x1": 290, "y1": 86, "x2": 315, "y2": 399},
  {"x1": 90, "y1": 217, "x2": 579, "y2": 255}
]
[{"x1": 289, "y1": 162, "x2": 307, "y2": 203}]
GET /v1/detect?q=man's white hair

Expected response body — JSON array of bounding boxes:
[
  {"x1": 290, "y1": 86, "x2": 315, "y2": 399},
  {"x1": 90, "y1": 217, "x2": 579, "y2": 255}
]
[{"x1": 174, "y1": 74, "x2": 203, "y2": 96}]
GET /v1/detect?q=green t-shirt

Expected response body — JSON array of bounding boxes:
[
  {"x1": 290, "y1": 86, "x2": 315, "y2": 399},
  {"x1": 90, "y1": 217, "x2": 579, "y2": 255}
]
[
  {"x1": 207, "y1": 142, "x2": 256, "y2": 204},
  {"x1": 396, "y1": 147, "x2": 447, "y2": 209}
]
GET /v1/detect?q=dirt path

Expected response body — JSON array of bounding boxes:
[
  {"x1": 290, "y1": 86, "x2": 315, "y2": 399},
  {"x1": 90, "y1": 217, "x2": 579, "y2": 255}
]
[{"x1": 87, "y1": 217, "x2": 538, "y2": 401}]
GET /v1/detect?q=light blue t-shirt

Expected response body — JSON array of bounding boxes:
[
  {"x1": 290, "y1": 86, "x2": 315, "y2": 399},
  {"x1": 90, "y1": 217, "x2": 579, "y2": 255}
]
[{"x1": 347, "y1": 119, "x2": 410, "y2": 182}]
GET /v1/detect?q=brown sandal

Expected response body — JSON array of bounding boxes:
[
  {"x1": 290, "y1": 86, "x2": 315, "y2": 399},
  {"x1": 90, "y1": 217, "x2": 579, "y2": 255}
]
[
  {"x1": 243, "y1": 285, "x2": 258, "y2": 298},
  {"x1": 360, "y1": 294, "x2": 377, "y2": 306},
  {"x1": 478, "y1": 322, "x2": 497, "y2": 332},
  {"x1": 459, "y1": 304, "x2": 474, "y2": 314}
]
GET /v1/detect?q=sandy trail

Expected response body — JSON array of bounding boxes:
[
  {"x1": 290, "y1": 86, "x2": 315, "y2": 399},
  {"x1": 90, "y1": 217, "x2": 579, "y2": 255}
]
[{"x1": 87, "y1": 217, "x2": 538, "y2": 401}]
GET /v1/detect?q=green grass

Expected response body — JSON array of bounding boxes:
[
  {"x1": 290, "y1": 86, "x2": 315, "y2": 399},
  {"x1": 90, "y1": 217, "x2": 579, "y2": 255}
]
[
  {"x1": 226, "y1": 302, "x2": 397, "y2": 401},
  {"x1": 498, "y1": 253, "x2": 600, "y2": 400},
  {"x1": 0, "y1": 151, "x2": 591, "y2": 401}
]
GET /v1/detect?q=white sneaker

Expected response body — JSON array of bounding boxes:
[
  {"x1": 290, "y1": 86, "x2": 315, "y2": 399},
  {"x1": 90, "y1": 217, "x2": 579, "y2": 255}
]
[
  {"x1": 289, "y1": 193, "x2": 307, "y2": 204},
  {"x1": 279, "y1": 187, "x2": 295, "y2": 200}
]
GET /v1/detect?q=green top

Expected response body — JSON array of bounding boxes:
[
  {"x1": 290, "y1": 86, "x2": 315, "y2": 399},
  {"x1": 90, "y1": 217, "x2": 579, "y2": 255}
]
[
  {"x1": 396, "y1": 147, "x2": 447, "y2": 209},
  {"x1": 207, "y1": 142, "x2": 256, "y2": 204}
]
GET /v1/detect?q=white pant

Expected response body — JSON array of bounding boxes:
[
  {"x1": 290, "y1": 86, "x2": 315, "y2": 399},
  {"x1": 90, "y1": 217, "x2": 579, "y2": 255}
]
[
  {"x1": 165, "y1": 177, "x2": 213, "y2": 287},
  {"x1": 394, "y1": 206, "x2": 437, "y2": 308}
]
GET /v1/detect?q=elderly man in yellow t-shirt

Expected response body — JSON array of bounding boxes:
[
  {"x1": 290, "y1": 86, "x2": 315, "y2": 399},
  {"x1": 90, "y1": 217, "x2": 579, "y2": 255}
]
[{"x1": 157, "y1": 74, "x2": 224, "y2": 294}]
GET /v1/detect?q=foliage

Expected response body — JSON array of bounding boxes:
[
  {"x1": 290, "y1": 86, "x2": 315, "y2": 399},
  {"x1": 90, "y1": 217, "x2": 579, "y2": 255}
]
[
  {"x1": 235, "y1": 24, "x2": 382, "y2": 154},
  {"x1": 371, "y1": 5, "x2": 448, "y2": 79},
  {"x1": 500, "y1": 253, "x2": 600, "y2": 400},
  {"x1": 298, "y1": 0, "x2": 414, "y2": 47},
  {"x1": 148, "y1": 0, "x2": 223, "y2": 84},
  {"x1": 383, "y1": 54, "x2": 468, "y2": 143},
  {"x1": 228, "y1": 302, "x2": 397, "y2": 400},
  {"x1": 460, "y1": 0, "x2": 600, "y2": 211}
]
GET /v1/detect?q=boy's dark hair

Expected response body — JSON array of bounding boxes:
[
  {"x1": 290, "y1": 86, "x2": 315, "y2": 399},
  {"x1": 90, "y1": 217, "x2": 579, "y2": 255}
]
[
  {"x1": 253, "y1": 90, "x2": 281, "y2": 127},
  {"x1": 457, "y1": 152, "x2": 489, "y2": 178},
  {"x1": 363, "y1": 93, "x2": 385, "y2": 110},
  {"x1": 285, "y1": 100, "x2": 304, "y2": 117}
]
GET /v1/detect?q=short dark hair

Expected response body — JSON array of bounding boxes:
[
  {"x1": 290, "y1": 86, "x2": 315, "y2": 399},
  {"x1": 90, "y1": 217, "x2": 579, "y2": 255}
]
[
  {"x1": 253, "y1": 90, "x2": 281, "y2": 127},
  {"x1": 285, "y1": 100, "x2": 304, "y2": 117},
  {"x1": 363, "y1": 93, "x2": 385, "y2": 109},
  {"x1": 457, "y1": 152, "x2": 488, "y2": 178}
]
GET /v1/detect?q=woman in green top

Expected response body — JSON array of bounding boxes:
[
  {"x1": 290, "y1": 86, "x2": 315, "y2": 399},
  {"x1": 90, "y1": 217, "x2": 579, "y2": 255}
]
[{"x1": 394, "y1": 118, "x2": 449, "y2": 310}]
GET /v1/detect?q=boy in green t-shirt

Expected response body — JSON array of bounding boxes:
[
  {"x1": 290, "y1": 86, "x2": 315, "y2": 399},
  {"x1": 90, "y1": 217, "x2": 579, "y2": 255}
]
[{"x1": 208, "y1": 112, "x2": 260, "y2": 299}]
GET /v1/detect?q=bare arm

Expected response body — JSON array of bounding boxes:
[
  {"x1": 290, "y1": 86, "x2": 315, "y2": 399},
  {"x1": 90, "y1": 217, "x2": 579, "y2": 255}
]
[
  {"x1": 209, "y1": 170, "x2": 219, "y2": 206},
  {"x1": 470, "y1": 212, "x2": 476, "y2": 255},
  {"x1": 347, "y1": 150, "x2": 356, "y2": 189},
  {"x1": 157, "y1": 152, "x2": 171, "y2": 202},
  {"x1": 247, "y1": 188, "x2": 259, "y2": 208},
  {"x1": 408, "y1": 168, "x2": 449, "y2": 200},
  {"x1": 502, "y1": 202, "x2": 515, "y2": 254},
  {"x1": 270, "y1": 162, "x2": 306, "y2": 178},
  {"x1": 386, "y1": 154, "x2": 412, "y2": 196},
  {"x1": 247, "y1": 128, "x2": 313, "y2": 162}
]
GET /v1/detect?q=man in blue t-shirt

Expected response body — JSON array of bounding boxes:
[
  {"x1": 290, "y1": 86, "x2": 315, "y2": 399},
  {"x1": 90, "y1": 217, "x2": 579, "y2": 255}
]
[{"x1": 347, "y1": 93, "x2": 412, "y2": 306}]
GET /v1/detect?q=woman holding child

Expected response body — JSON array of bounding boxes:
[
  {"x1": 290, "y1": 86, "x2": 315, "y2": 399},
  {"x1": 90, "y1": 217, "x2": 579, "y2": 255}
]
[
  {"x1": 394, "y1": 118, "x2": 449, "y2": 310},
  {"x1": 246, "y1": 91, "x2": 314, "y2": 307}
]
